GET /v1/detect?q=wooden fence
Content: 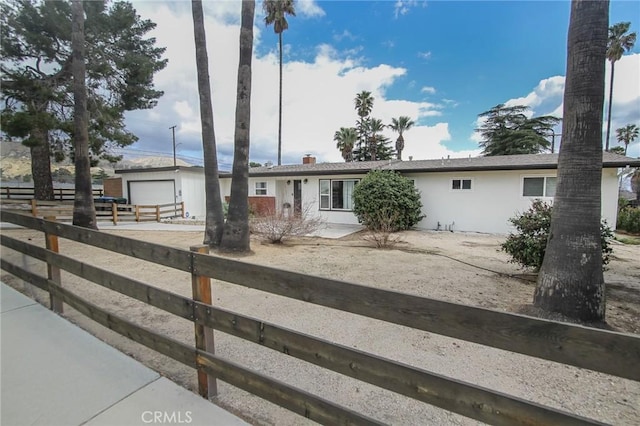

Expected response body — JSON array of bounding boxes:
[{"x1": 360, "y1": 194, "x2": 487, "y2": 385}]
[
  {"x1": 0, "y1": 209, "x2": 638, "y2": 425},
  {"x1": 0, "y1": 186, "x2": 103, "y2": 201},
  {"x1": 0, "y1": 199, "x2": 184, "y2": 224}
]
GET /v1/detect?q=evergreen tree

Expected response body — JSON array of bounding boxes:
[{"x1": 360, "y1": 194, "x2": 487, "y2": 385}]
[
  {"x1": 1, "y1": 0, "x2": 167, "y2": 200},
  {"x1": 476, "y1": 104, "x2": 560, "y2": 156}
]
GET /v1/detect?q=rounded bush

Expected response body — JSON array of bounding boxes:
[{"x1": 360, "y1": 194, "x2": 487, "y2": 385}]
[
  {"x1": 502, "y1": 200, "x2": 612, "y2": 271},
  {"x1": 352, "y1": 170, "x2": 425, "y2": 231},
  {"x1": 617, "y1": 206, "x2": 640, "y2": 234}
]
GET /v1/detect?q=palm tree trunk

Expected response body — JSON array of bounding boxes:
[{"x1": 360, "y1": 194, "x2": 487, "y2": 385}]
[
  {"x1": 534, "y1": 0, "x2": 608, "y2": 322},
  {"x1": 221, "y1": 0, "x2": 254, "y2": 253},
  {"x1": 191, "y1": 0, "x2": 225, "y2": 247},
  {"x1": 605, "y1": 60, "x2": 615, "y2": 151},
  {"x1": 71, "y1": 0, "x2": 97, "y2": 229},
  {"x1": 277, "y1": 31, "x2": 283, "y2": 166}
]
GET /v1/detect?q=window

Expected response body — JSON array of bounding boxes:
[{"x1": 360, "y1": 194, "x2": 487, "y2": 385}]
[
  {"x1": 319, "y1": 179, "x2": 359, "y2": 210},
  {"x1": 452, "y1": 179, "x2": 472, "y2": 190},
  {"x1": 523, "y1": 177, "x2": 556, "y2": 197},
  {"x1": 255, "y1": 181, "x2": 267, "y2": 196}
]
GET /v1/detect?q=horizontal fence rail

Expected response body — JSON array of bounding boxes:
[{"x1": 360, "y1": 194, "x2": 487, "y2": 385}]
[
  {"x1": 0, "y1": 232, "x2": 602, "y2": 425},
  {"x1": 0, "y1": 199, "x2": 184, "y2": 224},
  {"x1": 0, "y1": 186, "x2": 103, "y2": 200},
  {"x1": 0, "y1": 209, "x2": 637, "y2": 426}
]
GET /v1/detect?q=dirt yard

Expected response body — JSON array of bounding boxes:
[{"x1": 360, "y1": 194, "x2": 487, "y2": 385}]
[{"x1": 1, "y1": 226, "x2": 639, "y2": 425}]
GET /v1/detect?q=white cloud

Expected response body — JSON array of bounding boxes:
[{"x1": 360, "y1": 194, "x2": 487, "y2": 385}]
[
  {"x1": 394, "y1": 0, "x2": 425, "y2": 19},
  {"x1": 503, "y1": 54, "x2": 640, "y2": 127},
  {"x1": 296, "y1": 0, "x2": 325, "y2": 18},
  {"x1": 471, "y1": 53, "x2": 640, "y2": 152},
  {"x1": 442, "y1": 98, "x2": 458, "y2": 108},
  {"x1": 417, "y1": 51, "x2": 432, "y2": 60},
  {"x1": 128, "y1": 2, "x2": 592, "y2": 167},
  {"x1": 333, "y1": 29, "x2": 356, "y2": 42},
  {"x1": 124, "y1": 2, "x2": 463, "y2": 167},
  {"x1": 505, "y1": 75, "x2": 565, "y2": 117}
]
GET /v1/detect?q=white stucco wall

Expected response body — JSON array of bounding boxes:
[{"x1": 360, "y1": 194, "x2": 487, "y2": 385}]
[
  {"x1": 179, "y1": 170, "x2": 206, "y2": 219},
  {"x1": 247, "y1": 177, "x2": 277, "y2": 197},
  {"x1": 601, "y1": 168, "x2": 620, "y2": 228},
  {"x1": 410, "y1": 169, "x2": 620, "y2": 234},
  {"x1": 191, "y1": 167, "x2": 622, "y2": 234}
]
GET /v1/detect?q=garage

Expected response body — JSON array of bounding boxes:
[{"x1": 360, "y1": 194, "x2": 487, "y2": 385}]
[
  {"x1": 127, "y1": 180, "x2": 176, "y2": 206},
  {"x1": 115, "y1": 167, "x2": 212, "y2": 219}
]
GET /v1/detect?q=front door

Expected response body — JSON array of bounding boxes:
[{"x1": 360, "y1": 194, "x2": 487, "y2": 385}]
[{"x1": 293, "y1": 180, "x2": 302, "y2": 216}]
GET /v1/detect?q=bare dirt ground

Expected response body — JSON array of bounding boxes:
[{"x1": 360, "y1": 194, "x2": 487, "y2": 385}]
[{"x1": 1, "y1": 226, "x2": 639, "y2": 425}]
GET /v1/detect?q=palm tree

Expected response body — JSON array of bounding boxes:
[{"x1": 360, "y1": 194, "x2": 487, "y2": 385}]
[
  {"x1": 615, "y1": 123, "x2": 639, "y2": 156},
  {"x1": 263, "y1": 0, "x2": 295, "y2": 166},
  {"x1": 221, "y1": 0, "x2": 255, "y2": 252},
  {"x1": 367, "y1": 118, "x2": 385, "y2": 161},
  {"x1": 191, "y1": 0, "x2": 225, "y2": 247},
  {"x1": 605, "y1": 22, "x2": 636, "y2": 151},
  {"x1": 389, "y1": 116, "x2": 415, "y2": 160},
  {"x1": 334, "y1": 127, "x2": 357, "y2": 162},
  {"x1": 535, "y1": 0, "x2": 609, "y2": 321},
  {"x1": 71, "y1": 0, "x2": 97, "y2": 229},
  {"x1": 354, "y1": 91, "x2": 374, "y2": 161}
]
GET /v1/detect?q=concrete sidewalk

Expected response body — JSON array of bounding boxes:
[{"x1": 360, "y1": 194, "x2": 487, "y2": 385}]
[{"x1": 0, "y1": 283, "x2": 249, "y2": 426}]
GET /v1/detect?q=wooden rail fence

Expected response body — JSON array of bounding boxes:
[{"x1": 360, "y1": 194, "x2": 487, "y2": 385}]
[
  {"x1": 0, "y1": 186, "x2": 103, "y2": 201},
  {"x1": 0, "y1": 209, "x2": 638, "y2": 425},
  {"x1": 0, "y1": 199, "x2": 184, "y2": 224}
]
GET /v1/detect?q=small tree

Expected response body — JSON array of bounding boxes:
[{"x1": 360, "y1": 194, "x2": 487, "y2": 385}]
[
  {"x1": 353, "y1": 170, "x2": 424, "y2": 231},
  {"x1": 250, "y1": 204, "x2": 324, "y2": 244},
  {"x1": 502, "y1": 200, "x2": 612, "y2": 271},
  {"x1": 361, "y1": 208, "x2": 404, "y2": 248}
]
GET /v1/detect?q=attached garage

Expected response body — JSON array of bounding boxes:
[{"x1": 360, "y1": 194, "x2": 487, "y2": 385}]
[
  {"x1": 115, "y1": 166, "x2": 228, "y2": 220},
  {"x1": 128, "y1": 180, "x2": 176, "y2": 206}
]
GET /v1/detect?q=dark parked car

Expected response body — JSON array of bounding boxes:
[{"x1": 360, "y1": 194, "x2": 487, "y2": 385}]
[{"x1": 94, "y1": 196, "x2": 128, "y2": 211}]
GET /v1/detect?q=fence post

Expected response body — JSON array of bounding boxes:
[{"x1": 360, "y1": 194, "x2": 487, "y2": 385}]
[
  {"x1": 44, "y1": 216, "x2": 63, "y2": 313},
  {"x1": 135, "y1": 205, "x2": 140, "y2": 222},
  {"x1": 190, "y1": 245, "x2": 216, "y2": 399},
  {"x1": 30, "y1": 199, "x2": 37, "y2": 217},
  {"x1": 155, "y1": 205, "x2": 160, "y2": 222},
  {"x1": 111, "y1": 202, "x2": 118, "y2": 225},
  {"x1": 6, "y1": 187, "x2": 10, "y2": 199},
  {"x1": 181, "y1": 201, "x2": 185, "y2": 218}
]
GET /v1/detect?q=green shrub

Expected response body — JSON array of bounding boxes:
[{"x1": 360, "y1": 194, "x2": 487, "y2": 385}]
[
  {"x1": 352, "y1": 170, "x2": 425, "y2": 231},
  {"x1": 502, "y1": 200, "x2": 612, "y2": 271},
  {"x1": 618, "y1": 197, "x2": 631, "y2": 210},
  {"x1": 617, "y1": 207, "x2": 640, "y2": 234}
]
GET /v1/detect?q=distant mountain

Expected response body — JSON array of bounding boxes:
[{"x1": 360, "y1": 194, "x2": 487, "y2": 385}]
[{"x1": 0, "y1": 140, "x2": 193, "y2": 183}]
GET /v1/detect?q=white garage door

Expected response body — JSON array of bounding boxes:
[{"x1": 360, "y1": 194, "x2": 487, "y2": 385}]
[{"x1": 128, "y1": 180, "x2": 176, "y2": 205}]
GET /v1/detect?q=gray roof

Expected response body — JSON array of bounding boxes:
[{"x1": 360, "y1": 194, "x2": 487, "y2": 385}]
[
  {"x1": 112, "y1": 153, "x2": 639, "y2": 178},
  {"x1": 115, "y1": 166, "x2": 204, "y2": 174},
  {"x1": 247, "y1": 152, "x2": 640, "y2": 177}
]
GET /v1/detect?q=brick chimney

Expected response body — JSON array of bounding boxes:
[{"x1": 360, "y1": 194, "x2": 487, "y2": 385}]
[{"x1": 302, "y1": 154, "x2": 316, "y2": 165}]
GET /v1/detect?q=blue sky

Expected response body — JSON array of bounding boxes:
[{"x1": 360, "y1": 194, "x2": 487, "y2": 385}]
[{"x1": 123, "y1": 0, "x2": 640, "y2": 168}]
